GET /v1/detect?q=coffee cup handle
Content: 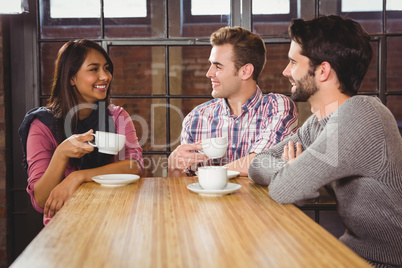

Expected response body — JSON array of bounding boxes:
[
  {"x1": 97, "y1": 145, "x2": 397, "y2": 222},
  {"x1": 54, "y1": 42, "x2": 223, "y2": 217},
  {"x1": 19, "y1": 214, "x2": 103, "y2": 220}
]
[{"x1": 88, "y1": 133, "x2": 97, "y2": 147}]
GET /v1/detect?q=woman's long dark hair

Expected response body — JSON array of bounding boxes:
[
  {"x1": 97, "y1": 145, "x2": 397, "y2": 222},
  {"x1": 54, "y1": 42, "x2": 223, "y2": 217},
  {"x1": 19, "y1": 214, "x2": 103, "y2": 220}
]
[{"x1": 47, "y1": 39, "x2": 114, "y2": 141}]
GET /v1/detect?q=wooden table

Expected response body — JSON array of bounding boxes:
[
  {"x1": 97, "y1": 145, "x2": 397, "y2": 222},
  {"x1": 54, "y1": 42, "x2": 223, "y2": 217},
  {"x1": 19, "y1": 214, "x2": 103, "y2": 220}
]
[{"x1": 11, "y1": 177, "x2": 371, "y2": 268}]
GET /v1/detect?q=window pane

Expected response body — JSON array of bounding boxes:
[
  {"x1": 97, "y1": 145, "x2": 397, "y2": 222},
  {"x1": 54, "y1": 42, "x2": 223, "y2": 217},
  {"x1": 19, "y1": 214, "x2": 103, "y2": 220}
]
[
  {"x1": 50, "y1": 0, "x2": 100, "y2": 18},
  {"x1": 386, "y1": 0, "x2": 402, "y2": 33},
  {"x1": 259, "y1": 43, "x2": 290, "y2": 94},
  {"x1": 50, "y1": 0, "x2": 147, "y2": 18},
  {"x1": 41, "y1": 0, "x2": 101, "y2": 38},
  {"x1": 386, "y1": 95, "x2": 402, "y2": 135},
  {"x1": 169, "y1": 46, "x2": 212, "y2": 95},
  {"x1": 337, "y1": 0, "x2": 382, "y2": 34},
  {"x1": 191, "y1": 0, "x2": 229, "y2": 15},
  {"x1": 342, "y1": 0, "x2": 381, "y2": 12},
  {"x1": 253, "y1": 0, "x2": 289, "y2": 14},
  {"x1": 388, "y1": 0, "x2": 402, "y2": 10},
  {"x1": 387, "y1": 37, "x2": 402, "y2": 93},
  {"x1": 1, "y1": 0, "x2": 28, "y2": 14},
  {"x1": 109, "y1": 46, "x2": 165, "y2": 95},
  {"x1": 169, "y1": 0, "x2": 229, "y2": 37},
  {"x1": 105, "y1": 0, "x2": 165, "y2": 38},
  {"x1": 40, "y1": 42, "x2": 65, "y2": 95},
  {"x1": 110, "y1": 98, "x2": 167, "y2": 151},
  {"x1": 104, "y1": 0, "x2": 146, "y2": 18},
  {"x1": 43, "y1": 0, "x2": 163, "y2": 38},
  {"x1": 359, "y1": 42, "x2": 378, "y2": 93},
  {"x1": 252, "y1": 0, "x2": 296, "y2": 36},
  {"x1": 343, "y1": 0, "x2": 402, "y2": 12}
]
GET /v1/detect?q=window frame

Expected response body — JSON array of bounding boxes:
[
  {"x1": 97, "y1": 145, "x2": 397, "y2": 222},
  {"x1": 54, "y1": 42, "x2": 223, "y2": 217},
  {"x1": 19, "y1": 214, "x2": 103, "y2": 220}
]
[
  {"x1": 183, "y1": 0, "x2": 297, "y2": 24},
  {"x1": 338, "y1": 1, "x2": 402, "y2": 20},
  {"x1": 41, "y1": 0, "x2": 151, "y2": 26}
]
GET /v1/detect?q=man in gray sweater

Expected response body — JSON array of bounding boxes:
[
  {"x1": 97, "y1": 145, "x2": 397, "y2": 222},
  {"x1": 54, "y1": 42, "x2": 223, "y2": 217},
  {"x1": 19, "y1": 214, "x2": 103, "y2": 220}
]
[{"x1": 247, "y1": 16, "x2": 402, "y2": 267}]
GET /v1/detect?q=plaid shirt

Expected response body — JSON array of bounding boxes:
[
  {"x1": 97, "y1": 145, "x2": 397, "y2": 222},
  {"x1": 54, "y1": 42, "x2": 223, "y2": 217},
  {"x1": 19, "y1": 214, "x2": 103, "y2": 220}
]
[{"x1": 181, "y1": 88, "x2": 298, "y2": 164}]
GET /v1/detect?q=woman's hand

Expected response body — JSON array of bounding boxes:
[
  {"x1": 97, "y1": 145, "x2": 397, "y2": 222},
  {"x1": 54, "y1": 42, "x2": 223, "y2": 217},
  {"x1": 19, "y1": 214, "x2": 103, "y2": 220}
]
[
  {"x1": 55, "y1": 129, "x2": 95, "y2": 161},
  {"x1": 32, "y1": 130, "x2": 95, "y2": 209},
  {"x1": 43, "y1": 172, "x2": 83, "y2": 218}
]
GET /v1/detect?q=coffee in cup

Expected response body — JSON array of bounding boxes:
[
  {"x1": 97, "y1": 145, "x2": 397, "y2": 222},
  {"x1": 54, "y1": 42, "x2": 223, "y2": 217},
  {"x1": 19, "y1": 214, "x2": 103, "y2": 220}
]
[{"x1": 88, "y1": 131, "x2": 126, "y2": 155}]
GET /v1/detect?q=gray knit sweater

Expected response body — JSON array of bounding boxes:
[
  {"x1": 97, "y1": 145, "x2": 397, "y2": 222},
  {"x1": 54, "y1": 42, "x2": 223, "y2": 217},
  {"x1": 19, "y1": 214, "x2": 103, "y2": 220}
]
[{"x1": 249, "y1": 95, "x2": 402, "y2": 267}]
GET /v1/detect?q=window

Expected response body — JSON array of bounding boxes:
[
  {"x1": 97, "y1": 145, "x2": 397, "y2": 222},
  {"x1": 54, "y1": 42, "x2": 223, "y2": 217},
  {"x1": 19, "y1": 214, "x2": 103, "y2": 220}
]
[
  {"x1": 340, "y1": 0, "x2": 402, "y2": 19},
  {"x1": 190, "y1": 0, "x2": 229, "y2": 15},
  {"x1": 43, "y1": 0, "x2": 149, "y2": 25},
  {"x1": 184, "y1": 0, "x2": 296, "y2": 23},
  {"x1": 342, "y1": 0, "x2": 402, "y2": 12},
  {"x1": 40, "y1": 0, "x2": 163, "y2": 38},
  {"x1": 253, "y1": 0, "x2": 296, "y2": 22},
  {"x1": 183, "y1": 0, "x2": 230, "y2": 23},
  {"x1": 0, "y1": 0, "x2": 28, "y2": 14},
  {"x1": 252, "y1": 0, "x2": 297, "y2": 36}
]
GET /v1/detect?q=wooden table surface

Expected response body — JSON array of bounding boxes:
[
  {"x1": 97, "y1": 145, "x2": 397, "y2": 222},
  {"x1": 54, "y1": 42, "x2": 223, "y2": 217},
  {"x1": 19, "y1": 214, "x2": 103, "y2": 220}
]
[{"x1": 11, "y1": 177, "x2": 371, "y2": 268}]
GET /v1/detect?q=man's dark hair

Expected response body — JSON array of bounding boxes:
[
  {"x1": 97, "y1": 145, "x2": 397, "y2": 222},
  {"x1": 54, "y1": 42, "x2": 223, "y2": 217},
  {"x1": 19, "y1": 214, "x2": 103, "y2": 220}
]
[{"x1": 289, "y1": 15, "x2": 373, "y2": 96}]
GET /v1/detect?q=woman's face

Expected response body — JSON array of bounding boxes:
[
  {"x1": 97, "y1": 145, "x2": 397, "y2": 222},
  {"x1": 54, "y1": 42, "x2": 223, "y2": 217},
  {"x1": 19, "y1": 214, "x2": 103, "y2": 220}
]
[{"x1": 70, "y1": 48, "x2": 112, "y2": 104}]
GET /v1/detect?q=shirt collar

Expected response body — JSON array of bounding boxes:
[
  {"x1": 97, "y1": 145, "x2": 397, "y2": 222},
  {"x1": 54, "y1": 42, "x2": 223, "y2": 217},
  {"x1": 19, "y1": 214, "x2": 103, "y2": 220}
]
[{"x1": 221, "y1": 86, "x2": 262, "y2": 115}]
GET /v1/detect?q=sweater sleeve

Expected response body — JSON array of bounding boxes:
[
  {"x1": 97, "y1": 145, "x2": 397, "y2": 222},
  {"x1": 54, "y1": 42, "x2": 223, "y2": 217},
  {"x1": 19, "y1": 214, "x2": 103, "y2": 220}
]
[
  {"x1": 26, "y1": 119, "x2": 59, "y2": 213},
  {"x1": 248, "y1": 125, "x2": 305, "y2": 187},
  {"x1": 249, "y1": 98, "x2": 387, "y2": 204}
]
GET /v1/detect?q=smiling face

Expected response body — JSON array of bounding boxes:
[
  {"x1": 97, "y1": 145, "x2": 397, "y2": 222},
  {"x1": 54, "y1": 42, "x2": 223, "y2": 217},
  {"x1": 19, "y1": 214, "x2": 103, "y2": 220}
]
[
  {"x1": 205, "y1": 44, "x2": 242, "y2": 100},
  {"x1": 70, "y1": 48, "x2": 112, "y2": 104},
  {"x1": 282, "y1": 41, "x2": 318, "y2": 102}
]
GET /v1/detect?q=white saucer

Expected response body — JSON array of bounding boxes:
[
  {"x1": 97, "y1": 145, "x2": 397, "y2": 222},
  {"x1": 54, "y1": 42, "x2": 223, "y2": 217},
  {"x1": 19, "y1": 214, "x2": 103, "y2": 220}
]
[
  {"x1": 227, "y1": 170, "x2": 240, "y2": 179},
  {"x1": 195, "y1": 170, "x2": 240, "y2": 180},
  {"x1": 187, "y1": 182, "x2": 242, "y2": 196},
  {"x1": 92, "y1": 174, "x2": 140, "y2": 187}
]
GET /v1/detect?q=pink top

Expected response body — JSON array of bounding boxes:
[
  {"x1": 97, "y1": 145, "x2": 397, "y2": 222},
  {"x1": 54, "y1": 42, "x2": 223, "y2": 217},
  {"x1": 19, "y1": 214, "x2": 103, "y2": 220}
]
[{"x1": 26, "y1": 105, "x2": 143, "y2": 225}]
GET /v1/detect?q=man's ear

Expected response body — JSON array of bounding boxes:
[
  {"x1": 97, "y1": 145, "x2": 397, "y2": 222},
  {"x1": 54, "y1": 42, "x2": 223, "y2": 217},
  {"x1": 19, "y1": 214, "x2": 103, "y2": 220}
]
[
  {"x1": 317, "y1": 61, "x2": 332, "y2": 82},
  {"x1": 239, "y1": 63, "x2": 254, "y2": 80}
]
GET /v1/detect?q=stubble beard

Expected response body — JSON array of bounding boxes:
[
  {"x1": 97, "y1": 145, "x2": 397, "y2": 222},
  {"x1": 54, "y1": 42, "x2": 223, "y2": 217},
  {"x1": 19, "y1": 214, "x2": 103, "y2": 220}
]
[{"x1": 290, "y1": 72, "x2": 319, "y2": 102}]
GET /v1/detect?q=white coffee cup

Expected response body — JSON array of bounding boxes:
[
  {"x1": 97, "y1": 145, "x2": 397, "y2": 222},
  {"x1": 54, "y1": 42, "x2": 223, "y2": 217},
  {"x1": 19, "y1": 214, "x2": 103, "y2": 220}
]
[
  {"x1": 200, "y1": 137, "x2": 228, "y2": 159},
  {"x1": 197, "y1": 166, "x2": 228, "y2": 190},
  {"x1": 88, "y1": 131, "x2": 126, "y2": 155}
]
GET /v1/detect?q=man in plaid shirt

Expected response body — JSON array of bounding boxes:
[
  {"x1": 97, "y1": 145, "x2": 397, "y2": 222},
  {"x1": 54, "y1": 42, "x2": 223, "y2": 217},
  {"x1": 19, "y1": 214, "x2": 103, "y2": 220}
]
[{"x1": 168, "y1": 26, "x2": 298, "y2": 176}]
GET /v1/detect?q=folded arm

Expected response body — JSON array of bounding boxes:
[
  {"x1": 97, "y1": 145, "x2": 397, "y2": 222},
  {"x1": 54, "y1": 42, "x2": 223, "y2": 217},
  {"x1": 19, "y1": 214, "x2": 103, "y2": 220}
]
[
  {"x1": 43, "y1": 159, "x2": 140, "y2": 217},
  {"x1": 249, "y1": 107, "x2": 385, "y2": 204}
]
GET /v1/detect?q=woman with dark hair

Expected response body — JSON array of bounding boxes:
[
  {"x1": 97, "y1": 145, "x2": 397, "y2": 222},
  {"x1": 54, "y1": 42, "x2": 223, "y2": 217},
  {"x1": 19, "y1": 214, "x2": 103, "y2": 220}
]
[{"x1": 19, "y1": 39, "x2": 144, "y2": 225}]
